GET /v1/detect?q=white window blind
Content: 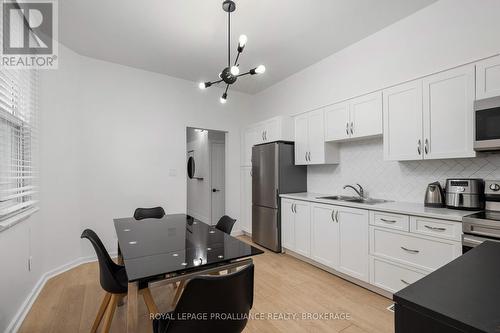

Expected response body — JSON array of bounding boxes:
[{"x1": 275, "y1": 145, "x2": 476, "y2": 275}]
[{"x1": 0, "y1": 68, "x2": 39, "y2": 226}]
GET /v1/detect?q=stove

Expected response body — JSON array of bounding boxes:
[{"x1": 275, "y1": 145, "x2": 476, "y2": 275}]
[{"x1": 462, "y1": 179, "x2": 500, "y2": 252}]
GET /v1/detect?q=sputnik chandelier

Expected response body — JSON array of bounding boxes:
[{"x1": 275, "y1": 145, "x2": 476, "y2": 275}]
[{"x1": 198, "y1": 0, "x2": 265, "y2": 103}]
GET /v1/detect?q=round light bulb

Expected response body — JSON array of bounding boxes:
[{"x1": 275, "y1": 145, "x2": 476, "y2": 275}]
[
  {"x1": 255, "y1": 65, "x2": 266, "y2": 74},
  {"x1": 198, "y1": 82, "x2": 206, "y2": 89},
  {"x1": 230, "y1": 66, "x2": 240, "y2": 76},
  {"x1": 238, "y1": 34, "x2": 248, "y2": 47},
  {"x1": 220, "y1": 96, "x2": 227, "y2": 104}
]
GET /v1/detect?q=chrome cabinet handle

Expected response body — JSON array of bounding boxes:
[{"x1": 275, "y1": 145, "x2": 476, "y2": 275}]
[
  {"x1": 424, "y1": 139, "x2": 429, "y2": 154},
  {"x1": 424, "y1": 225, "x2": 446, "y2": 231},
  {"x1": 381, "y1": 218, "x2": 396, "y2": 224},
  {"x1": 331, "y1": 210, "x2": 335, "y2": 223},
  {"x1": 400, "y1": 279, "x2": 410, "y2": 285},
  {"x1": 305, "y1": 152, "x2": 307, "y2": 162},
  {"x1": 262, "y1": 131, "x2": 265, "y2": 141},
  {"x1": 346, "y1": 122, "x2": 349, "y2": 135},
  {"x1": 350, "y1": 122, "x2": 354, "y2": 135},
  {"x1": 308, "y1": 152, "x2": 311, "y2": 161},
  {"x1": 335, "y1": 211, "x2": 339, "y2": 222},
  {"x1": 401, "y1": 246, "x2": 419, "y2": 254},
  {"x1": 417, "y1": 140, "x2": 421, "y2": 155},
  {"x1": 264, "y1": 131, "x2": 267, "y2": 140},
  {"x1": 291, "y1": 204, "x2": 294, "y2": 213}
]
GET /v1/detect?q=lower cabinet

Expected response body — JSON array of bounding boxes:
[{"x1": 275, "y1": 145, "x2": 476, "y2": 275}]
[
  {"x1": 281, "y1": 199, "x2": 311, "y2": 257},
  {"x1": 311, "y1": 203, "x2": 339, "y2": 268},
  {"x1": 370, "y1": 256, "x2": 427, "y2": 294}
]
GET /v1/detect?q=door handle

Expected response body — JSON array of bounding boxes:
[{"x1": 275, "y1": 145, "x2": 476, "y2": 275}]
[
  {"x1": 264, "y1": 131, "x2": 267, "y2": 141},
  {"x1": 424, "y1": 139, "x2": 429, "y2": 155},
  {"x1": 380, "y1": 218, "x2": 397, "y2": 224},
  {"x1": 335, "y1": 211, "x2": 339, "y2": 222},
  {"x1": 350, "y1": 122, "x2": 354, "y2": 135},
  {"x1": 212, "y1": 189, "x2": 220, "y2": 192},
  {"x1": 417, "y1": 140, "x2": 421, "y2": 155},
  {"x1": 346, "y1": 122, "x2": 349, "y2": 135},
  {"x1": 424, "y1": 225, "x2": 446, "y2": 231},
  {"x1": 305, "y1": 152, "x2": 308, "y2": 162},
  {"x1": 262, "y1": 131, "x2": 265, "y2": 141},
  {"x1": 293, "y1": 204, "x2": 297, "y2": 213},
  {"x1": 331, "y1": 210, "x2": 335, "y2": 223},
  {"x1": 400, "y1": 279, "x2": 410, "y2": 285}
]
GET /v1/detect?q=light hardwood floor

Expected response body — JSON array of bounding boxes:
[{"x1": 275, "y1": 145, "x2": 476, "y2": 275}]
[{"x1": 19, "y1": 236, "x2": 394, "y2": 333}]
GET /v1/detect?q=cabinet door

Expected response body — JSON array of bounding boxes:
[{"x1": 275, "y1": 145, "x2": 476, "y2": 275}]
[
  {"x1": 422, "y1": 64, "x2": 475, "y2": 159},
  {"x1": 383, "y1": 80, "x2": 423, "y2": 161},
  {"x1": 307, "y1": 109, "x2": 325, "y2": 164},
  {"x1": 242, "y1": 126, "x2": 259, "y2": 166},
  {"x1": 324, "y1": 102, "x2": 350, "y2": 141},
  {"x1": 240, "y1": 167, "x2": 252, "y2": 233},
  {"x1": 294, "y1": 115, "x2": 309, "y2": 165},
  {"x1": 311, "y1": 203, "x2": 339, "y2": 269},
  {"x1": 476, "y1": 55, "x2": 500, "y2": 100},
  {"x1": 350, "y1": 91, "x2": 383, "y2": 139},
  {"x1": 337, "y1": 207, "x2": 369, "y2": 282},
  {"x1": 264, "y1": 117, "x2": 280, "y2": 142},
  {"x1": 253, "y1": 123, "x2": 266, "y2": 145},
  {"x1": 293, "y1": 201, "x2": 311, "y2": 257},
  {"x1": 281, "y1": 199, "x2": 295, "y2": 250}
]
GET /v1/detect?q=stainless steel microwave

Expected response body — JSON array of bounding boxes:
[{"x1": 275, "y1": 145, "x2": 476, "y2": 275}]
[{"x1": 474, "y1": 96, "x2": 500, "y2": 151}]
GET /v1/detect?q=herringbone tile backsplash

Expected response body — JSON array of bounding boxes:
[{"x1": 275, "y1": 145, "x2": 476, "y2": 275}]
[{"x1": 308, "y1": 138, "x2": 500, "y2": 203}]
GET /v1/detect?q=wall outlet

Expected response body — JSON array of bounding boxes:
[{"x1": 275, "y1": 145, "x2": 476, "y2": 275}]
[{"x1": 28, "y1": 256, "x2": 33, "y2": 272}]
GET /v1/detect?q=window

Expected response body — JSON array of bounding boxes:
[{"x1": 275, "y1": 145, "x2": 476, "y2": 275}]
[{"x1": 0, "y1": 68, "x2": 39, "y2": 229}]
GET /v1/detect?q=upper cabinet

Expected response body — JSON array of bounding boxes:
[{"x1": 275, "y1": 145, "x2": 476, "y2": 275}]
[
  {"x1": 325, "y1": 91, "x2": 382, "y2": 142},
  {"x1": 294, "y1": 109, "x2": 339, "y2": 165},
  {"x1": 476, "y1": 55, "x2": 500, "y2": 100},
  {"x1": 384, "y1": 64, "x2": 475, "y2": 161},
  {"x1": 241, "y1": 116, "x2": 293, "y2": 166}
]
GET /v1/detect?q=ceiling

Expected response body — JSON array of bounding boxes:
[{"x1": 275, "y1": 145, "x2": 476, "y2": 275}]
[{"x1": 59, "y1": 0, "x2": 437, "y2": 94}]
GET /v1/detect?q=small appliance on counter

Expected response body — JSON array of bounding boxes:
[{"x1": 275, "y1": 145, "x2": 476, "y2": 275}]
[
  {"x1": 424, "y1": 181, "x2": 445, "y2": 208},
  {"x1": 445, "y1": 178, "x2": 484, "y2": 210},
  {"x1": 462, "y1": 179, "x2": 500, "y2": 252}
]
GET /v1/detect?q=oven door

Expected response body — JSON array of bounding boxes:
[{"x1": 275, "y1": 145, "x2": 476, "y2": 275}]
[
  {"x1": 462, "y1": 234, "x2": 500, "y2": 253},
  {"x1": 474, "y1": 96, "x2": 500, "y2": 151}
]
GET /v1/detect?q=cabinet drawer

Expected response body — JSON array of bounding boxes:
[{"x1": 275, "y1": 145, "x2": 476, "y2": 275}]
[
  {"x1": 370, "y1": 211, "x2": 409, "y2": 231},
  {"x1": 370, "y1": 256, "x2": 427, "y2": 294},
  {"x1": 370, "y1": 227, "x2": 461, "y2": 271},
  {"x1": 410, "y1": 216, "x2": 462, "y2": 241}
]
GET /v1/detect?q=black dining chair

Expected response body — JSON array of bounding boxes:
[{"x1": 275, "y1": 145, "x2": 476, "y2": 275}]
[
  {"x1": 134, "y1": 206, "x2": 166, "y2": 220},
  {"x1": 81, "y1": 229, "x2": 159, "y2": 333},
  {"x1": 154, "y1": 264, "x2": 254, "y2": 333},
  {"x1": 215, "y1": 215, "x2": 237, "y2": 235}
]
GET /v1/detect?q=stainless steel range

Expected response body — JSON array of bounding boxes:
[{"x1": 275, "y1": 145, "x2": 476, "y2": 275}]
[{"x1": 462, "y1": 179, "x2": 500, "y2": 252}]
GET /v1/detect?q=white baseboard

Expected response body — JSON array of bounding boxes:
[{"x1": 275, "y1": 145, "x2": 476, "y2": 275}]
[{"x1": 5, "y1": 252, "x2": 116, "y2": 333}]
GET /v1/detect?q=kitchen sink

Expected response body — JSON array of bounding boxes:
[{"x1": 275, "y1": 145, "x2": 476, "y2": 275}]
[{"x1": 316, "y1": 195, "x2": 392, "y2": 205}]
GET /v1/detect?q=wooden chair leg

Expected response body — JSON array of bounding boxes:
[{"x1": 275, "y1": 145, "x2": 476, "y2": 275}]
[
  {"x1": 141, "y1": 288, "x2": 159, "y2": 315},
  {"x1": 101, "y1": 294, "x2": 118, "y2": 333},
  {"x1": 171, "y1": 281, "x2": 186, "y2": 307},
  {"x1": 91, "y1": 293, "x2": 111, "y2": 333}
]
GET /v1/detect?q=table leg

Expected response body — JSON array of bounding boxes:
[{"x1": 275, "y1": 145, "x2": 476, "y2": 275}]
[
  {"x1": 117, "y1": 245, "x2": 125, "y2": 306},
  {"x1": 127, "y1": 282, "x2": 138, "y2": 333}
]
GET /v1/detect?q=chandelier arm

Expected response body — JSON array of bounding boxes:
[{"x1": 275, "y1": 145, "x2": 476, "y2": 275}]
[
  {"x1": 236, "y1": 71, "x2": 251, "y2": 78},
  {"x1": 224, "y1": 84, "x2": 230, "y2": 94},
  {"x1": 234, "y1": 51, "x2": 241, "y2": 66}
]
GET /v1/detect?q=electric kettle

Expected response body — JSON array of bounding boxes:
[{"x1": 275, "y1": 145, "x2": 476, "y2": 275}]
[{"x1": 424, "y1": 181, "x2": 445, "y2": 208}]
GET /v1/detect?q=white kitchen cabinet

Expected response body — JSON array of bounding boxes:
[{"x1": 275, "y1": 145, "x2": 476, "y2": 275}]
[
  {"x1": 476, "y1": 55, "x2": 500, "y2": 99},
  {"x1": 241, "y1": 116, "x2": 293, "y2": 166},
  {"x1": 239, "y1": 166, "x2": 252, "y2": 234},
  {"x1": 337, "y1": 206, "x2": 369, "y2": 282},
  {"x1": 324, "y1": 91, "x2": 382, "y2": 142},
  {"x1": 281, "y1": 199, "x2": 310, "y2": 256},
  {"x1": 294, "y1": 109, "x2": 339, "y2": 165},
  {"x1": 370, "y1": 256, "x2": 427, "y2": 294},
  {"x1": 384, "y1": 64, "x2": 475, "y2": 161},
  {"x1": 311, "y1": 203, "x2": 339, "y2": 268},
  {"x1": 423, "y1": 64, "x2": 475, "y2": 159},
  {"x1": 383, "y1": 80, "x2": 423, "y2": 161}
]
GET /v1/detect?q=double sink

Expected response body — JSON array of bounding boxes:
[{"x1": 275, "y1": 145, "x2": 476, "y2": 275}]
[{"x1": 316, "y1": 195, "x2": 392, "y2": 205}]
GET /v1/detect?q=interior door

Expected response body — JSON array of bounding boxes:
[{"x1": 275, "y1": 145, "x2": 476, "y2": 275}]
[
  {"x1": 311, "y1": 203, "x2": 339, "y2": 269},
  {"x1": 324, "y1": 101, "x2": 350, "y2": 141},
  {"x1": 294, "y1": 115, "x2": 309, "y2": 165},
  {"x1": 307, "y1": 109, "x2": 325, "y2": 164},
  {"x1": 337, "y1": 207, "x2": 369, "y2": 282},
  {"x1": 423, "y1": 64, "x2": 475, "y2": 159},
  {"x1": 211, "y1": 143, "x2": 225, "y2": 224},
  {"x1": 383, "y1": 80, "x2": 424, "y2": 161},
  {"x1": 350, "y1": 91, "x2": 383, "y2": 138}
]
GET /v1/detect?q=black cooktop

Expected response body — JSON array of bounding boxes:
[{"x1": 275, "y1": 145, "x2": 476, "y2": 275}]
[{"x1": 464, "y1": 210, "x2": 500, "y2": 221}]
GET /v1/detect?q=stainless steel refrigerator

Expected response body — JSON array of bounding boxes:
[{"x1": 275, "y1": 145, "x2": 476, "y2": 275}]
[{"x1": 252, "y1": 142, "x2": 307, "y2": 252}]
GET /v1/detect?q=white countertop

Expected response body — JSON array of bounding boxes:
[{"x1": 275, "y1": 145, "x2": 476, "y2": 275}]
[{"x1": 279, "y1": 192, "x2": 477, "y2": 222}]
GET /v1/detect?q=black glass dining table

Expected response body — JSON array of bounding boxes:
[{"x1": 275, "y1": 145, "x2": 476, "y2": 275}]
[{"x1": 113, "y1": 213, "x2": 263, "y2": 332}]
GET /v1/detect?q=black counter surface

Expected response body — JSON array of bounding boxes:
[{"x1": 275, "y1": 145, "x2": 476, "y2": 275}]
[{"x1": 394, "y1": 241, "x2": 500, "y2": 333}]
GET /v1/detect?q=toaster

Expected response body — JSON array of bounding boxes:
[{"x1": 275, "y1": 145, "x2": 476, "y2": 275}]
[{"x1": 445, "y1": 178, "x2": 484, "y2": 210}]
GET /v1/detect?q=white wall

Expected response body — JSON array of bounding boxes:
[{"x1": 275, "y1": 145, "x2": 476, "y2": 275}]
[{"x1": 251, "y1": 0, "x2": 500, "y2": 202}]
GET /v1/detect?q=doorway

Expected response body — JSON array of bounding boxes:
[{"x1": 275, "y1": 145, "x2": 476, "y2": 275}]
[{"x1": 186, "y1": 127, "x2": 226, "y2": 225}]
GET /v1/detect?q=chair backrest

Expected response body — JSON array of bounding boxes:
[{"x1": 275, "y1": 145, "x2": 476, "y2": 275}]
[
  {"x1": 215, "y1": 215, "x2": 236, "y2": 234},
  {"x1": 81, "y1": 229, "x2": 127, "y2": 294},
  {"x1": 134, "y1": 206, "x2": 166, "y2": 220},
  {"x1": 166, "y1": 264, "x2": 254, "y2": 333}
]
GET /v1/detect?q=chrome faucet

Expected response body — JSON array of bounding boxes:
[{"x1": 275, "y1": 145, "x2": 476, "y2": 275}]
[{"x1": 343, "y1": 183, "x2": 365, "y2": 199}]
